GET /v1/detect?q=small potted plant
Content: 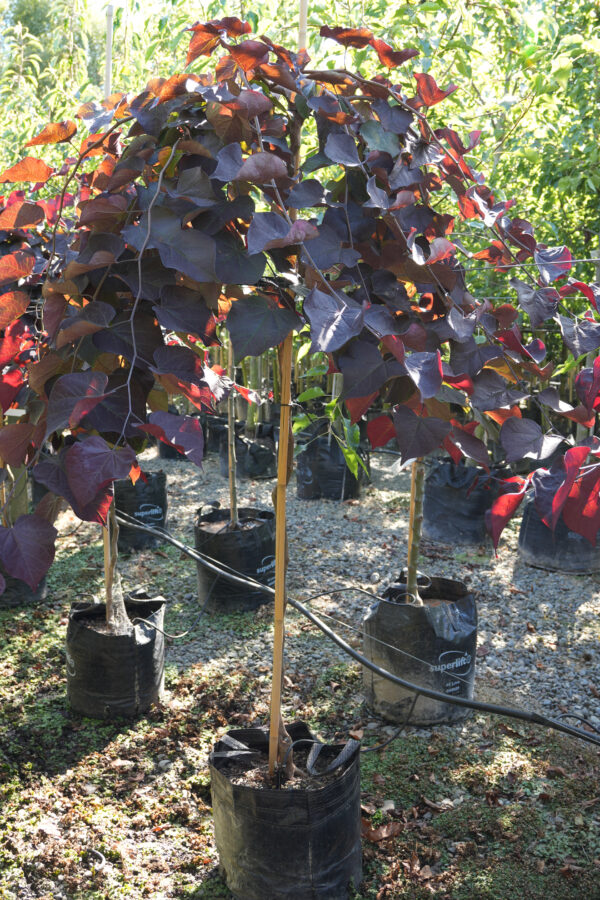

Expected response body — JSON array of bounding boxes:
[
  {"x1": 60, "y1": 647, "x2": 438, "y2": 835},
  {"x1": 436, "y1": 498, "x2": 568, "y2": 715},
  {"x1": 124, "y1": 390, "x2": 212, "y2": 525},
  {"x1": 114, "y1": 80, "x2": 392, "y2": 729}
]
[{"x1": 0, "y1": 100, "x2": 210, "y2": 714}]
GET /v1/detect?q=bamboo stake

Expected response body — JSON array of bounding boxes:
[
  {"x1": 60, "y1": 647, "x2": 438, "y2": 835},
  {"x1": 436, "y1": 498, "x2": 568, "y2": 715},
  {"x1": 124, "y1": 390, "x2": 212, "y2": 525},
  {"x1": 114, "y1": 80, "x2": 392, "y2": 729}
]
[
  {"x1": 268, "y1": 332, "x2": 293, "y2": 776},
  {"x1": 104, "y1": 4, "x2": 114, "y2": 99},
  {"x1": 10, "y1": 466, "x2": 28, "y2": 520},
  {"x1": 267, "y1": 0, "x2": 308, "y2": 778},
  {"x1": 104, "y1": 502, "x2": 116, "y2": 623},
  {"x1": 0, "y1": 423, "x2": 6, "y2": 525},
  {"x1": 272, "y1": 348, "x2": 280, "y2": 404},
  {"x1": 103, "y1": 520, "x2": 111, "y2": 600},
  {"x1": 298, "y1": 0, "x2": 308, "y2": 50},
  {"x1": 406, "y1": 459, "x2": 425, "y2": 605},
  {"x1": 406, "y1": 456, "x2": 417, "y2": 563},
  {"x1": 228, "y1": 339, "x2": 238, "y2": 528}
]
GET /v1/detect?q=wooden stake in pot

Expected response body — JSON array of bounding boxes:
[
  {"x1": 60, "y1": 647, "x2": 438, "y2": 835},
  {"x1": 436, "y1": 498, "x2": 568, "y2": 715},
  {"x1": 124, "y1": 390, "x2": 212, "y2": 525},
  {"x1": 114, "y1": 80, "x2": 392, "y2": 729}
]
[
  {"x1": 268, "y1": 333, "x2": 293, "y2": 776},
  {"x1": 227, "y1": 337, "x2": 238, "y2": 529},
  {"x1": 267, "y1": 0, "x2": 308, "y2": 778},
  {"x1": 406, "y1": 458, "x2": 425, "y2": 606}
]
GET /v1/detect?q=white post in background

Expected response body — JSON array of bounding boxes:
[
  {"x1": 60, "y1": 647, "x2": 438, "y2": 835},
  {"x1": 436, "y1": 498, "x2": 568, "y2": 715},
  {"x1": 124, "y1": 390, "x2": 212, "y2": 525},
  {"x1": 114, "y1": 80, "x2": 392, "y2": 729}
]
[
  {"x1": 298, "y1": 0, "x2": 308, "y2": 50},
  {"x1": 104, "y1": 3, "x2": 115, "y2": 99}
]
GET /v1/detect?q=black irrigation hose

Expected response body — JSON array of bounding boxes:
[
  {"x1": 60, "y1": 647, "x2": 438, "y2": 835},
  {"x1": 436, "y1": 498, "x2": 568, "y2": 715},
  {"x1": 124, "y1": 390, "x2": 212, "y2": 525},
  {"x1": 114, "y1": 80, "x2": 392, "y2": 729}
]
[{"x1": 115, "y1": 512, "x2": 600, "y2": 749}]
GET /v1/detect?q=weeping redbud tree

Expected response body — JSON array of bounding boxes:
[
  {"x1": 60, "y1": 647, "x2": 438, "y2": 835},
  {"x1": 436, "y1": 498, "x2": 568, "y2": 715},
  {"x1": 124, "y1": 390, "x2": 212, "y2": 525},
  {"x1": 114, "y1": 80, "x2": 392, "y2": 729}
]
[{"x1": 0, "y1": 17, "x2": 598, "y2": 772}]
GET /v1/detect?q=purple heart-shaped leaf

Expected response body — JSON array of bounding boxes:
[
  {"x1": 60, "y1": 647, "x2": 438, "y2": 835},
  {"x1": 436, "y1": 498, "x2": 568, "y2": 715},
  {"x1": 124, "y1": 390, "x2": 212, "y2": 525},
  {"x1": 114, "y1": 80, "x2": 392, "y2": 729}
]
[
  {"x1": 392, "y1": 406, "x2": 451, "y2": 463},
  {"x1": 0, "y1": 514, "x2": 57, "y2": 589}
]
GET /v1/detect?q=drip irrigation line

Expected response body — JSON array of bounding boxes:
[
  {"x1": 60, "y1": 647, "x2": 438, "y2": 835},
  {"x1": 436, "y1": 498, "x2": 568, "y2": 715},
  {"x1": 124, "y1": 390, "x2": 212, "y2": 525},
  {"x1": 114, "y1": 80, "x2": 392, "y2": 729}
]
[
  {"x1": 291, "y1": 594, "x2": 600, "y2": 749},
  {"x1": 554, "y1": 713, "x2": 600, "y2": 735},
  {"x1": 82, "y1": 849, "x2": 106, "y2": 872},
  {"x1": 114, "y1": 511, "x2": 600, "y2": 749},
  {"x1": 130, "y1": 588, "x2": 212, "y2": 639},
  {"x1": 360, "y1": 693, "x2": 420, "y2": 755},
  {"x1": 304, "y1": 604, "x2": 475, "y2": 688},
  {"x1": 284, "y1": 583, "x2": 476, "y2": 690}
]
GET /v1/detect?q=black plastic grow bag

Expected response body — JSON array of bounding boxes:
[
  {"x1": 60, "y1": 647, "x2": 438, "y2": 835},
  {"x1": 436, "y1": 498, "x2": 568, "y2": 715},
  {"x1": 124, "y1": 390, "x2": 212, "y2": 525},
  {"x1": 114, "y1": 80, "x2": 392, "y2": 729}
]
[
  {"x1": 158, "y1": 439, "x2": 185, "y2": 460},
  {"x1": 66, "y1": 594, "x2": 165, "y2": 718},
  {"x1": 219, "y1": 432, "x2": 276, "y2": 480},
  {"x1": 203, "y1": 415, "x2": 240, "y2": 454},
  {"x1": 114, "y1": 471, "x2": 167, "y2": 552},
  {"x1": 363, "y1": 575, "x2": 477, "y2": 726},
  {"x1": 423, "y1": 460, "x2": 499, "y2": 545},
  {"x1": 195, "y1": 506, "x2": 275, "y2": 612},
  {"x1": 0, "y1": 570, "x2": 47, "y2": 609},
  {"x1": 518, "y1": 497, "x2": 600, "y2": 573},
  {"x1": 210, "y1": 721, "x2": 362, "y2": 900},
  {"x1": 296, "y1": 432, "x2": 362, "y2": 501}
]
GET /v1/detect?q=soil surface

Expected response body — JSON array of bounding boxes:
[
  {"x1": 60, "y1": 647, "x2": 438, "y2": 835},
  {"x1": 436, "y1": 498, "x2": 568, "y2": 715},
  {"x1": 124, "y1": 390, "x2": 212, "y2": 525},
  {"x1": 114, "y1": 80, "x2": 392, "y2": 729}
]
[{"x1": 1, "y1": 445, "x2": 599, "y2": 899}]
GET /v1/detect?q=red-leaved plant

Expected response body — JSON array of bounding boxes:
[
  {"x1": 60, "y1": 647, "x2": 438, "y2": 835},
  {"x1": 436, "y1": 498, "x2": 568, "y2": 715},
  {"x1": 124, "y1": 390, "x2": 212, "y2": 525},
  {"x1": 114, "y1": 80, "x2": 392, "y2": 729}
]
[{"x1": 0, "y1": 17, "x2": 599, "y2": 757}]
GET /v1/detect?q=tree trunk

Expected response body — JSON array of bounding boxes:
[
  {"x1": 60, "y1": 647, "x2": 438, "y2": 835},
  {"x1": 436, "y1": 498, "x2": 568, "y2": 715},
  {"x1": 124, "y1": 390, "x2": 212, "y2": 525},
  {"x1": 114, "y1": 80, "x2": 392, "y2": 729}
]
[{"x1": 104, "y1": 501, "x2": 130, "y2": 633}]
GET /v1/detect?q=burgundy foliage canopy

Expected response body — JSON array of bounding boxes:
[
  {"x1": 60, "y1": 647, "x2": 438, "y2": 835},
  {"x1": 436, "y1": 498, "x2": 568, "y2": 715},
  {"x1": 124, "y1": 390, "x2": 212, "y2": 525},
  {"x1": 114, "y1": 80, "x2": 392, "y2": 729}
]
[{"x1": 0, "y1": 19, "x2": 599, "y2": 590}]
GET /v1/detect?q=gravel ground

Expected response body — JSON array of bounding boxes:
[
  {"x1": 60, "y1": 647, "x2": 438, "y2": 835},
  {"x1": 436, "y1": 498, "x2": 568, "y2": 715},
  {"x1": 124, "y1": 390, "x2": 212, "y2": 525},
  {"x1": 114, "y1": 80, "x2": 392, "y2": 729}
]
[{"x1": 104, "y1": 442, "x2": 600, "y2": 735}]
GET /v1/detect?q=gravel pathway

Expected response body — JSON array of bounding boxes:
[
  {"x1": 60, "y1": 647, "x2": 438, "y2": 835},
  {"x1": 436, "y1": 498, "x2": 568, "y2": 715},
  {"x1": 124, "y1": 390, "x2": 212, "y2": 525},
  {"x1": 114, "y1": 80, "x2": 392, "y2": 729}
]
[{"x1": 106, "y1": 443, "x2": 600, "y2": 734}]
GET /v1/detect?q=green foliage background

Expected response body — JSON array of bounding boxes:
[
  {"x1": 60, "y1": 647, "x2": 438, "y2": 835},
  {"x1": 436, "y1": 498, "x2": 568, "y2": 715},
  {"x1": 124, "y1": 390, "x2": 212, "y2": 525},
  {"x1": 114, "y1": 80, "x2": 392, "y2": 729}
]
[{"x1": 0, "y1": 0, "x2": 598, "y2": 281}]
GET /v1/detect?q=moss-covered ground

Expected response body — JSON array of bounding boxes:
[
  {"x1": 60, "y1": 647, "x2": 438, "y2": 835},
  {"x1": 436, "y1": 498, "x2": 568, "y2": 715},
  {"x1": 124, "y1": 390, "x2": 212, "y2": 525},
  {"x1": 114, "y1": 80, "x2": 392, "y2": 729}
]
[{"x1": 1, "y1": 503, "x2": 599, "y2": 898}]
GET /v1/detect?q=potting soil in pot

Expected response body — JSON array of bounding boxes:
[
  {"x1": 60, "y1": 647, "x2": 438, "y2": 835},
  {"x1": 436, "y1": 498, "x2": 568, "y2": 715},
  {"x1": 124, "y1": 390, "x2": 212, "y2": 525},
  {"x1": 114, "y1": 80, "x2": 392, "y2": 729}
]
[
  {"x1": 422, "y1": 459, "x2": 499, "y2": 545},
  {"x1": 518, "y1": 496, "x2": 600, "y2": 573},
  {"x1": 66, "y1": 592, "x2": 165, "y2": 718},
  {"x1": 114, "y1": 470, "x2": 167, "y2": 552},
  {"x1": 363, "y1": 575, "x2": 477, "y2": 726},
  {"x1": 209, "y1": 722, "x2": 362, "y2": 900},
  {"x1": 194, "y1": 506, "x2": 275, "y2": 612}
]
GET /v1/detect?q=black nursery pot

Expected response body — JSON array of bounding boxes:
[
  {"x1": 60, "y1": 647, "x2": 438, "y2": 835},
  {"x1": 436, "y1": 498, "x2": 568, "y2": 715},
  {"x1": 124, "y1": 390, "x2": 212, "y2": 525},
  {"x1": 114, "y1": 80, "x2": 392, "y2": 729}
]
[
  {"x1": 66, "y1": 593, "x2": 165, "y2": 718},
  {"x1": 423, "y1": 459, "x2": 499, "y2": 545},
  {"x1": 296, "y1": 432, "x2": 362, "y2": 501},
  {"x1": 158, "y1": 439, "x2": 185, "y2": 460},
  {"x1": 219, "y1": 432, "x2": 277, "y2": 480},
  {"x1": 209, "y1": 722, "x2": 362, "y2": 900},
  {"x1": 114, "y1": 471, "x2": 167, "y2": 552},
  {"x1": 363, "y1": 575, "x2": 477, "y2": 726},
  {"x1": 518, "y1": 497, "x2": 600, "y2": 574},
  {"x1": 203, "y1": 414, "x2": 235, "y2": 454},
  {"x1": 194, "y1": 507, "x2": 275, "y2": 612},
  {"x1": 0, "y1": 570, "x2": 47, "y2": 609}
]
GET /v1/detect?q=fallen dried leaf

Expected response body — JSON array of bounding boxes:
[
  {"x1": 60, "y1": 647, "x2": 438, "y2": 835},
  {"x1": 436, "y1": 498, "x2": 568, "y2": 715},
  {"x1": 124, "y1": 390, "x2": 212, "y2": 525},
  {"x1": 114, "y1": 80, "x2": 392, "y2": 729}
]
[
  {"x1": 361, "y1": 818, "x2": 403, "y2": 842},
  {"x1": 422, "y1": 796, "x2": 453, "y2": 812}
]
